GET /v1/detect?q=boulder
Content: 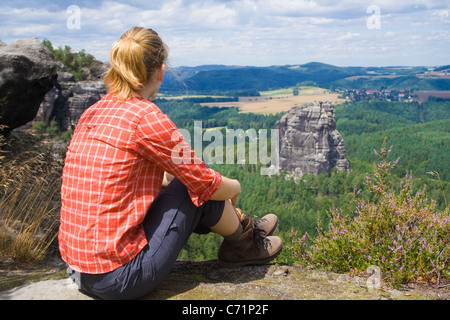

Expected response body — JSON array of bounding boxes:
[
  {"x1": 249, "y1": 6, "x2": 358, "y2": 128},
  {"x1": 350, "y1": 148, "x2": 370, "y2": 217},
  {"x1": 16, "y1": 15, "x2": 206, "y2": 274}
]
[
  {"x1": 277, "y1": 101, "x2": 350, "y2": 177},
  {"x1": 0, "y1": 38, "x2": 57, "y2": 133}
]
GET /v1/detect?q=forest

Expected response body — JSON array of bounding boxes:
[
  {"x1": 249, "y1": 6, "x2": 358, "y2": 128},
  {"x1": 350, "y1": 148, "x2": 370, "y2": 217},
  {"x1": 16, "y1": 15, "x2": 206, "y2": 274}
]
[
  {"x1": 160, "y1": 62, "x2": 450, "y2": 93},
  {"x1": 155, "y1": 98, "x2": 450, "y2": 262}
]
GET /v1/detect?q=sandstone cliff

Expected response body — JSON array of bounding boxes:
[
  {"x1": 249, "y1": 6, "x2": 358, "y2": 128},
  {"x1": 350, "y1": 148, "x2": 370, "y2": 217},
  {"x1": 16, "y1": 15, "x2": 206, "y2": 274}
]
[
  {"x1": 277, "y1": 102, "x2": 350, "y2": 177},
  {"x1": 0, "y1": 38, "x2": 57, "y2": 133},
  {"x1": 34, "y1": 73, "x2": 107, "y2": 131}
]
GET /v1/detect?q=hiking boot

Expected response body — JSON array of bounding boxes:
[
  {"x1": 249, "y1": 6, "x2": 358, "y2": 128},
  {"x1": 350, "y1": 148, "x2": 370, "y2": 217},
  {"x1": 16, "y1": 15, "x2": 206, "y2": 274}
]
[
  {"x1": 235, "y1": 208, "x2": 279, "y2": 236},
  {"x1": 218, "y1": 216, "x2": 283, "y2": 267},
  {"x1": 252, "y1": 213, "x2": 279, "y2": 236}
]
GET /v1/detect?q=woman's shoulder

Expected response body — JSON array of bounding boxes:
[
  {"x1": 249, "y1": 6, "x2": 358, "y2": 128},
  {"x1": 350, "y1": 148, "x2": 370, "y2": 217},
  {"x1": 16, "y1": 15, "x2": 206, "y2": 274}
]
[
  {"x1": 81, "y1": 94, "x2": 165, "y2": 126},
  {"x1": 129, "y1": 97, "x2": 161, "y2": 113},
  {"x1": 103, "y1": 94, "x2": 164, "y2": 117}
]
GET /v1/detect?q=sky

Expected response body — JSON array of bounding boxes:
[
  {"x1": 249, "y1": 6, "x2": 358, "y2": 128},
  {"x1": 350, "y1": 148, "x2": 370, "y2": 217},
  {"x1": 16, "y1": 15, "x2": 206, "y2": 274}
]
[{"x1": 0, "y1": 0, "x2": 449, "y2": 67}]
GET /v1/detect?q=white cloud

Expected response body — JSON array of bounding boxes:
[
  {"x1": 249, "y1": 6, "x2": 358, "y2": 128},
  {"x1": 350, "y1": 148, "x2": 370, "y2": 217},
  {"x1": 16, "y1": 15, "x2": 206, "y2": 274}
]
[
  {"x1": 336, "y1": 32, "x2": 360, "y2": 40},
  {"x1": 384, "y1": 31, "x2": 396, "y2": 37},
  {"x1": 0, "y1": 0, "x2": 449, "y2": 66}
]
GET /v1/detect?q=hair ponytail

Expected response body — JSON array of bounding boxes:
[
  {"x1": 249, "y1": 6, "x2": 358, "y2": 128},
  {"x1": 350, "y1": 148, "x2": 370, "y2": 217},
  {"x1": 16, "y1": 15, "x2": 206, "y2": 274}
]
[{"x1": 104, "y1": 27, "x2": 168, "y2": 100}]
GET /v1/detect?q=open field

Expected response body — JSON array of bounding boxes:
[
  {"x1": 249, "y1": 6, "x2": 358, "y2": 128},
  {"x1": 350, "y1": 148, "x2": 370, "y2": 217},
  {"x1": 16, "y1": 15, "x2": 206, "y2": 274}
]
[
  {"x1": 415, "y1": 90, "x2": 450, "y2": 103},
  {"x1": 201, "y1": 93, "x2": 347, "y2": 114},
  {"x1": 158, "y1": 94, "x2": 228, "y2": 100},
  {"x1": 259, "y1": 86, "x2": 328, "y2": 96}
]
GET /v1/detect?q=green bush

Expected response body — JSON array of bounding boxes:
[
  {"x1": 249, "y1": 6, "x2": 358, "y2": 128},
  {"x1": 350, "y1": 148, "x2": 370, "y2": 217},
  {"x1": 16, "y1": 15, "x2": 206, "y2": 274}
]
[
  {"x1": 42, "y1": 39, "x2": 94, "y2": 81},
  {"x1": 31, "y1": 121, "x2": 47, "y2": 136}
]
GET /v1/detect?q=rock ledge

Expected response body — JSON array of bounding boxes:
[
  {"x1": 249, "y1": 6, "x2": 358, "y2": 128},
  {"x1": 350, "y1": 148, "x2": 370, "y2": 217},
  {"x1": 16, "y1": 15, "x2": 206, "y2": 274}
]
[{"x1": 0, "y1": 260, "x2": 445, "y2": 300}]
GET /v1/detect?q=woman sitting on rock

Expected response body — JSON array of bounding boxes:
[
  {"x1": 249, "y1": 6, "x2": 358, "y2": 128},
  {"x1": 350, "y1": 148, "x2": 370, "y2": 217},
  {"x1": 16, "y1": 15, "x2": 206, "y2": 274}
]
[{"x1": 58, "y1": 27, "x2": 282, "y2": 300}]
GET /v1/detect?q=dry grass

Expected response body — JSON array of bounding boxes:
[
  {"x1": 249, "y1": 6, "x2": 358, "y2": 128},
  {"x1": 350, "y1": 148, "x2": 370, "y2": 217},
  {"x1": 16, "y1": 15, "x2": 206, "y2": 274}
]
[{"x1": 0, "y1": 130, "x2": 62, "y2": 264}]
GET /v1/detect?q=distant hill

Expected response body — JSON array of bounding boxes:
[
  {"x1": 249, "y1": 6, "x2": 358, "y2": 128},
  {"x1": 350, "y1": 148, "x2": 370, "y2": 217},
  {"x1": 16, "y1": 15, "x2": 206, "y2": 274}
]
[{"x1": 160, "y1": 62, "x2": 450, "y2": 94}]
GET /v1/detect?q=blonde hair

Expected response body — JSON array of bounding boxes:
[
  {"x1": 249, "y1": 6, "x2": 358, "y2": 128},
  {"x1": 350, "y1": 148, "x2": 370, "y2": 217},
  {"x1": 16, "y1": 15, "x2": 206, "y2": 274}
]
[{"x1": 104, "y1": 27, "x2": 169, "y2": 100}]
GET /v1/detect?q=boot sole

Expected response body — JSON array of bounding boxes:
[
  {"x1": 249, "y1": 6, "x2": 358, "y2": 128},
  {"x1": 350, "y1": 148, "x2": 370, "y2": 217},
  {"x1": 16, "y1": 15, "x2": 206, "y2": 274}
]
[{"x1": 217, "y1": 245, "x2": 283, "y2": 268}]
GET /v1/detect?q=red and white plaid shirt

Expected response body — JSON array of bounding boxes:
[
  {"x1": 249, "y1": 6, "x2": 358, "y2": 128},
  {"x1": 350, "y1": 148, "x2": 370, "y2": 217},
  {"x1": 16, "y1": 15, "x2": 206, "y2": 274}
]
[{"x1": 59, "y1": 94, "x2": 222, "y2": 274}]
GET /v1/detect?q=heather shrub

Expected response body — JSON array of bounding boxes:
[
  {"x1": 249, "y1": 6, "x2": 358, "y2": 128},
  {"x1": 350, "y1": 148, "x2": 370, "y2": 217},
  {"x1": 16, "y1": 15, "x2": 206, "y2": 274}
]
[{"x1": 289, "y1": 139, "x2": 449, "y2": 288}]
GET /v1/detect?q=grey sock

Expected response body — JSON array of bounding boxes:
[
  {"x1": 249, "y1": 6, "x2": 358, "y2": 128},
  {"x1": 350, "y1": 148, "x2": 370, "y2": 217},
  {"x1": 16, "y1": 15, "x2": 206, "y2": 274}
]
[{"x1": 224, "y1": 223, "x2": 243, "y2": 241}]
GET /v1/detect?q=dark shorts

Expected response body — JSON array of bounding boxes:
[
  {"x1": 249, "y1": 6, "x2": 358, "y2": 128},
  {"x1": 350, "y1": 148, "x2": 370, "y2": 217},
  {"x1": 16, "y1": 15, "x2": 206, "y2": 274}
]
[{"x1": 69, "y1": 178, "x2": 224, "y2": 300}]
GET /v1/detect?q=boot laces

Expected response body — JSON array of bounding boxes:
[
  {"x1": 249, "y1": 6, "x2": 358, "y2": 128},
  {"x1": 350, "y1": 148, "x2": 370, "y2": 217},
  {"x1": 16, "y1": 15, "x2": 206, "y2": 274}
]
[
  {"x1": 253, "y1": 217, "x2": 267, "y2": 229},
  {"x1": 251, "y1": 226, "x2": 271, "y2": 256}
]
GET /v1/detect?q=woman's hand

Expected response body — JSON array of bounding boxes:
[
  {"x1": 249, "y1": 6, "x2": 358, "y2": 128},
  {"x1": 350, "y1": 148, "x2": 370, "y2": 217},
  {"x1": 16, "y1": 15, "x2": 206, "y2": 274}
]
[
  {"x1": 162, "y1": 171, "x2": 174, "y2": 188},
  {"x1": 230, "y1": 193, "x2": 239, "y2": 207}
]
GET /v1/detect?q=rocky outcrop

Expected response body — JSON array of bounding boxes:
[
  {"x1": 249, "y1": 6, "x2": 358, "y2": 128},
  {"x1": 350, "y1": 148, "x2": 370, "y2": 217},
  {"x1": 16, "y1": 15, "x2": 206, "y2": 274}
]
[
  {"x1": 278, "y1": 101, "x2": 350, "y2": 177},
  {"x1": 0, "y1": 260, "x2": 445, "y2": 300},
  {"x1": 0, "y1": 38, "x2": 57, "y2": 133},
  {"x1": 67, "y1": 80, "x2": 107, "y2": 128},
  {"x1": 32, "y1": 68, "x2": 107, "y2": 131},
  {"x1": 36, "y1": 76, "x2": 107, "y2": 131}
]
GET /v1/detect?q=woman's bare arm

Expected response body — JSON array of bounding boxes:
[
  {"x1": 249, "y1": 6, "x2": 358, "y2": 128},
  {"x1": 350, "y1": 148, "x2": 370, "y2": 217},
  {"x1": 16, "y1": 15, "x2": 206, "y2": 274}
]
[{"x1": 210, "y1": 176, "x2": 241, "y2": 206}]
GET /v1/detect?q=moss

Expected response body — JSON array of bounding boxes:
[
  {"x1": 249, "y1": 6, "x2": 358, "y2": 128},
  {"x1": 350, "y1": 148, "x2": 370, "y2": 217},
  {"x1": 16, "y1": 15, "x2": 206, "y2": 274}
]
[{"x1": 0, "y1": 268, "x2": 66, "y2": 292}]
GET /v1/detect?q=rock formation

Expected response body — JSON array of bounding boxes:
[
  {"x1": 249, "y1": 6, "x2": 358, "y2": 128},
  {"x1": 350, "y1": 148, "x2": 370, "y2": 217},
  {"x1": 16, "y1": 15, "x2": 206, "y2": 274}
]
[
  {"x1": 34, "y1": 74, "x2": 107, "y2": 131},
  {"x1": 277, "y1": 101, "x2": 350, "y2": 177},
  {"x1": 0, "y1": 38, "x2": 57, "y2": 133}
]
